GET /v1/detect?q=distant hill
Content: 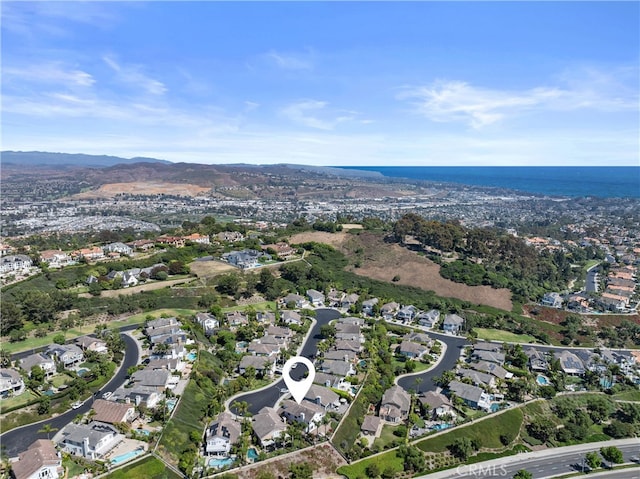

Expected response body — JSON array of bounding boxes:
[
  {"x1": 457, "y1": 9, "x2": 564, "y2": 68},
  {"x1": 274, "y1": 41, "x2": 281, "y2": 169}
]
[{"x1": 1, "y1": 151, "x2": 171, "y2": 167}]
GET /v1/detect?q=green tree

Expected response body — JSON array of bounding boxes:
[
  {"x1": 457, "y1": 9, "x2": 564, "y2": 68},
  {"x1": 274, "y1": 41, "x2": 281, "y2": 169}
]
[
  {"x1": 38, "y1": 423, "x2": 58, "y2": 440},
  {"x1": 365, "y1": 463, "x2": 381, "y2": 478},
  {"x1": 448, "y1": 437, "x2": 478, "y2": 461},
  {"x1": 398, "y1": 445, "x2": 426, "y2": 473},
  {"x1": 585, "y1": 451, "x2": 601, "y2": 470},
  {"x1": 53, "y1": 333, "x2": 66, "y2": 344},
  {"x1": 37, "y1": 396, "x2": 51, "y2": 415},
  {"x1": 217, "y1": 273, "x2": 241, "y2": 296},
  {"x1": 527, "y1": 417, "x2": 555, "y2": 443},
  {"x1": 600, "y1": 446, "x2": 624, "y2": 466},
  {"x1": 513, "y1": 471, "x2": 533, "y2": 479}
]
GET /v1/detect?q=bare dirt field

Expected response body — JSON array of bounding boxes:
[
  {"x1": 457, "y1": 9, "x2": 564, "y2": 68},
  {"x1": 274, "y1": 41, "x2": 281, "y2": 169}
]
[
  {"x1": 226, "y1": 443, "x2": 346, "y2": 479},
  {"x1": 72, "y1": 181, "x2": 211, "y2": 198},
  {"x1": 289, "y1": 231, "x2": 513, "y2": 311},
  {"x1": 189, "y1": 260, "x2": 237, "y2": 278}
]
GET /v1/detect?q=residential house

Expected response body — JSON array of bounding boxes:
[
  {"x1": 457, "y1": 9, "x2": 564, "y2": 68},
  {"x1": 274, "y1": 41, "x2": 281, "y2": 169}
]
[
  {"x1": 472, "y1": 342, "x2": 502, "y2": 352},
  {"x1": 575, "y1": 350, "x2": 605, "y2": 374},
  {"x1": 75, "y1": 336, "x2": 108, "y2": 354},
  {"x1": 238, "y1": 356, "x2": 275, "y2": 377},
  {"x1": 11, "y1": 439, "x2": 62, "y2": 479},
  {"x1": 74, "y1": 247, "x2": 104, "y2": 261},
  {"x1": 540, "y1": 292, "x2": 563, "y2": 309},
  {"x1": 361, "y1": 298, "x2": 379, "y2": 316},
  {"x1": 0, "y1": 368, "x2": 25, "y2": 398},
  {"x1": 247, "y1": 341, "x2": 280, "y2": 357},
  {"x1": 216, "y1": 231, "x2": 245, "y2": 243},
  {"x1": 418, "y1": 391, "x2": 455, "y2": 419},
  {"x1": 525, "y1": 347, "x2": 548, "y2": 372},
  {"x1": 183, "y1": 233, "x2": 210, "y2": 245},
  {"x1": 225, "y1": 311, "x2": 249, "y2": 329},
  {"x1": 46, "y1": 344, "x2": 84, "y2": 369},
  {"x1": 110, "y1": 385, "x2": 162, "y2": 409},
  {"x1": 280, "y1": 310, "x2": 302, "y2": 325},
  {"x1": 553, "y1": 350, "x2": 585, "y2": 375},
  {"x1": 252, "y1": 407, "x2": 286, "y2": 448},
  {"x1": 261, "y1": 242, "x2": 296, "y2": 260},
  {"x1": 417, "y1": 309, "x2": 440, "y2": 328},
  {"x1": 403, "y1": 332, "x2": 432, "y2": 346},
  {"x1": 266, "y1": 325, "x2": 294, "y2": 341},
  {"x1": 195, "y1": 312, "x2": 219, "y2": 335},
  {"x1": 56, "y1": 422, "x2": 123, "y2": 460},
  {"x1": 224, "y1": 250, "x2": 269, "y2": 269},
  {"x1": 130, "y1": 369, "x2": 177, "y2": 391},
  {"x1": 39, "y1": 250, "x2": 72, "y2": 268},
  {"x1": 279, "y1": 399, "x2": 325, "y2": 433},
  {"x1": 335, "y1": 329, "x2": 362, "y2": 343},
  {"x1": 303, "y1": 384, "x2": 340, "y2": 410},
  {"x1": 205, "y1": 412, "x2": 241, "y2": 456},
  {"x1": 335, "y1": 339, "x2": 363, "y2": 353},
  {"x1": 306, "y1": 289, "x2": 325, "y2": 307},
  {"x1": 457, "y1": 368, "x2": 496, "y2": 389},
  {"x1": 471, "y1": 349, "x2": 505, "y2": 366},
  {"x1": 156, "y1": 236, "x2": 185, "y2": 248},
  {"x1": 121, "y1": 271, "x2": 138, "y2": 287},
  {"x1": 319, "y1": 360, "x2": 355, "y2": 378},
  {"x1": 341, "y1": 293, "x2": 360, "y2": 310},
  {"x1": 0, "y1": 255, "x2": 33, "y2": 274},
  {"x1": 19, "y1": 354, "x2": 56, "y2": 378},
  {"x1": 442, "y1": 314, "x2": 464, "y2": 334},
  {"x1": 379, "y1": 385, "x2": 411, "y2": 423},
  {"x1": 327, "y1": 289, "x2": 345, "y2": 307},
  {"x1": 338, "y1": 317, "x2": 365, "y2": 327},
  {"x1": 102, "y1": 242, "x2": 133, "y2": 256},
  {"x1": 398, "y1": 341, "x2": 429, "y2": 359},
  {"x1": 360, "y1": 415, "x2": 383, "y2": 439},
  {"x1": 447, "y1": 380, "x2": 491, "y2": 410},
  {"x1": 380, "y1": 302, "x2": 400, "y2": 320},
  {"x1": 396, "y1": 305, "x2": 417, "y2": 323},
  {"x1": 128, "y1": 239, "x2": 154, "y2": 251},
  {"x1": 313, "y1": 372, "x2": 343, "y2": 389},
  {"x1": 282, "y1": 294, "x2": 307, "y2": 309},
  {"x1": 147, "y1": 358, "x2": 185, "y2": 373},
  {"x1": 256, "y1": 311, "x2": 277, "y2": 324},
  {"x1": 91, "y1": 399, "x2": 136, "y2": 425},
  {"x1": 471, "y1": 361, "x2": 512, "y2": 380},
  {"x1": 323, "y1": 350, "x2": 358, "y2": 362}
]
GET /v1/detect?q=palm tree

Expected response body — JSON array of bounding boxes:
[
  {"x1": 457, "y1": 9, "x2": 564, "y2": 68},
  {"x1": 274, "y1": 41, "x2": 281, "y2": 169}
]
[{"x1": 38, "y1": 423, "x2": 58, "y2": 440}]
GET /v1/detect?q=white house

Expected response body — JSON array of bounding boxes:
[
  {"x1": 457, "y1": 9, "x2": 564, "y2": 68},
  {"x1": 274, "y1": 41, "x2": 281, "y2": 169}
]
[
  {"x1": 0, "y1": 368, "x2": 25, "y2": 398},
  {"x1": 279, "y1": 399, "x2": 325, "y2": 433},
  {"x1": 442, "y1": 314, "x2": 464, "y2": 334},
  {"x1": 306, "y1": 289, "x2": 325, "y2": 307},
  {"x1": 56, "y1": 422, "x2": 123, "y2": 460},
  {"x1": 417, "y1": 309, "x2": 440, "y2": 328},
  {"x1": 252, "y1": 407, "x2": 286, "y2": 448},
  {"x1": 11, "y1": 439, "x2": 63, "y2": 479},
  {"x1": 205, "y1": 412, "x2": 241, "y2": 456}
]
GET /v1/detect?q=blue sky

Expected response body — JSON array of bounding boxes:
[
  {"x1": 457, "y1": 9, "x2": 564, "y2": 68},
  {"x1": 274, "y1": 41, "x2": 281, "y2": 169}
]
[{"x1": 2, "y1": 1, "x2": 638, "y2": 166}]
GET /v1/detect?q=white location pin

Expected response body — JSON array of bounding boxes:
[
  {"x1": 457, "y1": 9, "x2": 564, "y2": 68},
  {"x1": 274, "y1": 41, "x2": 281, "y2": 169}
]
[{"x1": 282, "y1": 356, "x2": 315, "y2": 404}]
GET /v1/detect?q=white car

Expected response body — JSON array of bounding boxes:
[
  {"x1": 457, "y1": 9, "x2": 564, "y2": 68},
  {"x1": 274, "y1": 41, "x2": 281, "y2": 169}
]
[
  {"x1": 102, "y1": 391, "x2": 112, "y2": 399},
  {"x1": 71, "y1": 401, "x2": 83, "y2": 409}
]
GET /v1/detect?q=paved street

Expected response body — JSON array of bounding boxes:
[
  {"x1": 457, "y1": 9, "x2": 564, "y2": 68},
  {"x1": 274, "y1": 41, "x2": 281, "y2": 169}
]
[{"x1": 0, "y1": 332, "x2": 139, "y2": 457}]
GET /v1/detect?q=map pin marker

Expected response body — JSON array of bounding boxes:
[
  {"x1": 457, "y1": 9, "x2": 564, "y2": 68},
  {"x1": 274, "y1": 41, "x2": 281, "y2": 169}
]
[{"x1": 282, "y1": 356, "x2": 315, "y2": 404}]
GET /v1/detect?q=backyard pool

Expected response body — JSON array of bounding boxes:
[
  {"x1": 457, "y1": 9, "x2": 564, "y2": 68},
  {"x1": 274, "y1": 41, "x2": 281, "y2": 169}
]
[
  {"x1": 187, "y1": 352, "x2": 197, "y2": 361},
  {"x1": 166, "y1": 399, "x2": 177, "y2": 412},
  {"x1": 111, "y1": 448, "x2": 145, "y2": 465},
  {"x1": 536, "y1": 375, "x2": 550, "y2": 386},
  {"x1": 247, "y1": 448, "x2": 259, "y2": 460},
  {"x1": 490, "y1": 403, "x2": 501, "y2": 413},
  {"x1": 136, "y1": 429, "x2": 151, "y2": 436},
  {"x1": 208, "y1": 457, "x2": 234, "y2": 469},
  {"x1": 77, "y1": 368, "x2": 90, "y2": 376},
  {"x1": 431, "y1": 423, "x2": 452, "y2": 431}
]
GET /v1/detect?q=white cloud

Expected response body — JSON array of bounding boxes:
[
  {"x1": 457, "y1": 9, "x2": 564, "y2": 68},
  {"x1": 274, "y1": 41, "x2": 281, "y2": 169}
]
[
  {"x1": 398, "y1": 71, "x2": 638, "y2": 129},
  {"x1": 103, "y1": 55, "x2": 167, "y2": 96},
  {"x1": 280, "y1": 100, "x2": 355, "y2": 130},
  {"x1": 3, "y1": 63, "x2": 95, "y2": 88},
  {"x1": 265, "y1": 50, "x2": 313, "y2": 70}
]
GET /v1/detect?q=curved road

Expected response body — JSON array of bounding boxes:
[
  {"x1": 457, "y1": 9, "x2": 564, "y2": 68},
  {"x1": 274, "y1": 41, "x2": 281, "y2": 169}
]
[
  {"x1": 233, "y1": 310, "x2": 467, "y2": 415},
  {"x1": 1, "y1": 332, "x2": 139, "y2": 457},
  {"x1": 232, "y1": 308, "x2": 342, "y2": 416}
]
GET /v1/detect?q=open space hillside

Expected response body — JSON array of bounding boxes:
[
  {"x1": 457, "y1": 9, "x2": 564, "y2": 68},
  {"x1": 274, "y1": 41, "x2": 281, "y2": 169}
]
[{"x1": 289, "y1": 231, "x2": 513, "y2": 311}]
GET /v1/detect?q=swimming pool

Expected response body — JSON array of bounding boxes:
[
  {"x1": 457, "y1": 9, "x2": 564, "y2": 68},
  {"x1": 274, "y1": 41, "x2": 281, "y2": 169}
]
[
  {"x1": 111, "y1": 448, "x2": 145, "y2": 465},
  {"x1": 77, "y1": 368, "x2": 90, "y2": 376},
  {"x1": 536, "y1": 375, "x2": 550, "y2": 386},
  {"x1": 431, "y1": 423, "x2": 452, "y2": 431},
  {"x1": 247, "y1": 448, "x2": 258, "y2": 460},
  {"x1": 208, "y1": 457, "x2": 234, "y2": 468},
  {"x1": 136, "y1": 428, "x2": 150, "y2": 436},
  {"x1": 187, "y1": 352, "x2": 197, "y2": 361},
  {"x1": 490, "y1": 403, "x2": 501, "y2": 412},
  {"x1": 166, "y1": 399, "x2": 177, "y2": 412}
]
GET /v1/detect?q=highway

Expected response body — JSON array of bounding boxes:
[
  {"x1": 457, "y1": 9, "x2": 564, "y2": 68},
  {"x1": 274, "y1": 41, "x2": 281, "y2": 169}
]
[
  {"x1": 0, "y1": 332, "x2": 139, "y2": 458},
  {"x1": 417, "y1": 439, "x2": 640, "y2": 479}
]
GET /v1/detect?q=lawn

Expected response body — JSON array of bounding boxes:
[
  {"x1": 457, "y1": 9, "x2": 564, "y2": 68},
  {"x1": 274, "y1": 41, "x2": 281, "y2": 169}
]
[
  {"x1": 613, "y1": 390, "x2": 640, "y2": 402},
  {"x1": 0, "y1": 390, "x2": 38, "y2": 410},
  {"x1": 337, "y1": 450, "x2": 404, "y2": 479},
  {"x1": 474, "y1": 328, "x2": 537, "y2": 343},
  {"x1": 221, "y1": 301, "x2": 277, "y2": 313},
  {"x1": 106, "y1": 455, "x2": 181, "y2": 479},
  {"x1": 416, "y1": 407, "x2": 524, "y2": 453},
  {"x1": 51, "y1": 373, "x2": 74, "y2": 388},
  {"x1": 375, "y1": 424, "x2": 403, "y2": 449},
  {"x1": 63, "y1": 456, "x2": 86, "y2": 478}
]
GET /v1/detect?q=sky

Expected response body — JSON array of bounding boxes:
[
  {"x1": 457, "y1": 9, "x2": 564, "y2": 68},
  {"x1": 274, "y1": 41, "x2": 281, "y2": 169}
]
[{"x1": 1, "y1": 1, "x2": 639, "y2": 166}]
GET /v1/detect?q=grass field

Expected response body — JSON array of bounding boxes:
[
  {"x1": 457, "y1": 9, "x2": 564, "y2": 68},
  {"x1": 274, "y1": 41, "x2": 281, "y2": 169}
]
[
  {"x1": 473, "y1": 328, "x2": 538, "y2": 343},
  {"x1": 106, "y1": 455, "x2": 181, "y2": 479},
  {"x1": 0, "y1": 389, "x2": 38, "y2": 410},
  {"x1": 337, "y1": 449, "x2": 403, "y2": 479},
  {"x1": 375, "y1": 424, "x2": 402, "y2": 449},
  {"x1": 613, "y1": 390, "x2": 640, "y2": 402},
  {"x1": 416, "y1": 407, "x2": 524, "y2": 453},
  {"x1": 124, "y1": 308, "x2": 198, "y2": 322}
]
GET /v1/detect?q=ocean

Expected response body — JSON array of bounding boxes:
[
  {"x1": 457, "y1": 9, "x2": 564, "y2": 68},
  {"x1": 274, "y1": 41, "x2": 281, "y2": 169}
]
[{"x1": 335, "y1": 166, "x2": 640, "y2": 199}]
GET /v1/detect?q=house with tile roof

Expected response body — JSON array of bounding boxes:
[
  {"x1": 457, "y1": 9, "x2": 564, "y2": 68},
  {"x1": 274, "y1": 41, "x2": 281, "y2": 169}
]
[{"x1": 10, "y1": 440, "x2": 62, "y2": 479}]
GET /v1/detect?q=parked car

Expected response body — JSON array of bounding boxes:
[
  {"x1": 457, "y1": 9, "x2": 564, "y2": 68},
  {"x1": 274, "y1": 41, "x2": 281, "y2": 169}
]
[
  {"x1": 71, "y1": 401, "x2": 83, "y2": 409},
  {"x1": 102, "y1": 391, "x2": 112, "y2": 399}
]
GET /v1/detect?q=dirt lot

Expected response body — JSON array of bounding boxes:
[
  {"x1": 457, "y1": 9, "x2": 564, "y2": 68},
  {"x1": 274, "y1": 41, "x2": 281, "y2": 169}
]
[
  {"x1": 189, "y1": 260, "x2": 237, "y2": 278},
  {"x1": 289, "y1": 231, "x2": 513, "y2": 311},
  {"x1": 78, "y1": 278, "x2": 193, "y2": 298},
  {"x1": 73, "y1": 181, "x2": 211, "y2": 198},
  {"x1": 224, "y1": 443, "x2": 346, "y2": 479}
]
